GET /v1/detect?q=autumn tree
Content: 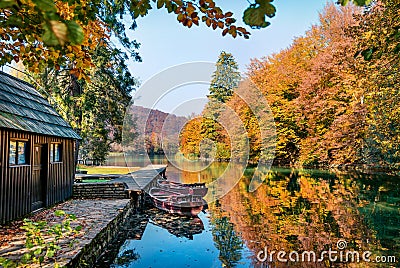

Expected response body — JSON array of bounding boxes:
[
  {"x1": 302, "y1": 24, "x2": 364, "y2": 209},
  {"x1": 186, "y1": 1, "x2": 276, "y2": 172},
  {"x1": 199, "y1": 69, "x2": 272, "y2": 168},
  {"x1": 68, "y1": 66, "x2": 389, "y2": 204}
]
[
  {"x1": 248, "y1": 36, "x2": 310, "y2": 166},
  {"x1": 224, "y1": 84, "x2": 263, "y2": 164},
  {"x1": 246, "y1": 3, "x2": 369, "y2": 167},
  {"x1": 180, "y1": 117, "x2": 202, "y2": 158},
  {"x1": 296, "y1": 4, "x2": 364, "y2": 166},
  {"x1": 351, "y1": 0, "x2": 400, "y2": 166}
]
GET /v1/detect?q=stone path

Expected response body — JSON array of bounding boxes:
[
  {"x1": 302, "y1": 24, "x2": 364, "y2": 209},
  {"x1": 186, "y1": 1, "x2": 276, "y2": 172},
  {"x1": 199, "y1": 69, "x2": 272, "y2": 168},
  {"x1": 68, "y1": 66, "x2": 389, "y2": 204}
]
[{"x1": 0, "y1": 199, "x2": 131, "y2": 267}]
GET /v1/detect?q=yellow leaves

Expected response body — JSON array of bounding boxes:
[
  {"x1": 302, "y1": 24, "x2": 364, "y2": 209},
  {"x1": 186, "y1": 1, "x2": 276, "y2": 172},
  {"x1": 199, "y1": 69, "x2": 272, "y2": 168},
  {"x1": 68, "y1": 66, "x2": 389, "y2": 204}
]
[
  {"x1": 186, "y1": 3, "x2": 195, "y2": 14},
  {"x1": 55, "y1": 1, "x2": 76, "y2": 20},
  {"x1": 50, "y1": 51, "x2": 59, "y2": 58}
]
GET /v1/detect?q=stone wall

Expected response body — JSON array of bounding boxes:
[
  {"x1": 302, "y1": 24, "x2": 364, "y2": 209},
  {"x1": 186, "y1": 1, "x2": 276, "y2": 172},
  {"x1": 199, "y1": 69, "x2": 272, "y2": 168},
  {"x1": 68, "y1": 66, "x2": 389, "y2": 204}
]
[
  {"x1": 67, "y1": 198, "x2": 138, "y2": 267},
  {"x1": 73, "y1": 182, "x2": 128, "y2": 199}
]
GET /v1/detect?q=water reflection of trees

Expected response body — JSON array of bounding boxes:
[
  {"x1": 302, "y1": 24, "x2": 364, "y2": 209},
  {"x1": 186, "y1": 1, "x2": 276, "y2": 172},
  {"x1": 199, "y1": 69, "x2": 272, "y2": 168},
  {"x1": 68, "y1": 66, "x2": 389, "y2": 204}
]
[
  {"x1": 210, "y1": 201, "x2": 244, "y2": 267},
  {"x1": 210, "y1": 168, "x2": 389, "y2": 267},
  {"x1": 355, "y1": 172, "x2": 400, "y2": 262}
]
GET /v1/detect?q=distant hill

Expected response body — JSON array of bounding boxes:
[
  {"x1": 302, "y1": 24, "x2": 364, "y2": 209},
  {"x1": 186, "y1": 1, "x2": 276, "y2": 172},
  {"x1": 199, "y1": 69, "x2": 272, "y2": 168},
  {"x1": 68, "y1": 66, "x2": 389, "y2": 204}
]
[{"x1": 115, "y1": 105, "x2": 188, "y2": 154}]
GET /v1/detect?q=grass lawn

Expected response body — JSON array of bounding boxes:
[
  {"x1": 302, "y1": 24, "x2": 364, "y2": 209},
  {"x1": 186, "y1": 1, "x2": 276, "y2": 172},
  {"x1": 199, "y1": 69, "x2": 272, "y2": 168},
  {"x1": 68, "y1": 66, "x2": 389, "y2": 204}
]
[{"x1": 77, "y1": 165, "x2": 140, "y2": 174}]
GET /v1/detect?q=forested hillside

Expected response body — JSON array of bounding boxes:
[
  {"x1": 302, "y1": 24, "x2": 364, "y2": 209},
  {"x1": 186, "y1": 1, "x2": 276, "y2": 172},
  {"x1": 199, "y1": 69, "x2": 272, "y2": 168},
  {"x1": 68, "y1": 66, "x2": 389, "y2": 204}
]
[{"x1": 121, "y1": 105, "x2": 188, "y2": 154}]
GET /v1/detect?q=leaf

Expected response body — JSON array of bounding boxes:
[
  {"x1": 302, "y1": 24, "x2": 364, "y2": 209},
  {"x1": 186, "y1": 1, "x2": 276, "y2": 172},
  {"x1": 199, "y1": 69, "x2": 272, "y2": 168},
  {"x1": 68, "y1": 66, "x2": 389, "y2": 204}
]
[
  {"x1": 156, "y1": 0, "x2": 165, "y2": 9},
  {"x1": 46, "y1": 249, "x2": 55, "y2": 258},
  {"x1": 232, "y1": 30, "x2": 237, "y2": 38},
  {"x1": 21, "y1": 253, "x2": 31, "y2": 263},
  {"x1": 66, "y1": 21, "x2": 84, "y2": 45},
  {"x1": 0, "y1": 257, "x2": 17, "y2": 268},
  {"x1": 243, "y1": 7, "x2": 271, "y2": 29},
  {"x1": 260, "y1": 2, "x2": 276, "y2": 18},
  {"x1": 54, "y1": 210, "x2": 66, "y2": 217},
  {"x1": 32, "y1": 0, "x2": 57, "y2": 12},
  {"x1": 191, "y1": 12, "x2": 198, "y2": 19},
  {"x1": 225, "y1": 11, "x2": 233, "y2": 17},
  {"x1": 34, "y1": 248, "x2": 42, "y2": 255},
  {"x1": 353, "y1": 0, "x2": 372, "y2": 6},
  {"x1": 68, "y1": 213, "x2": 77, "y2": 220},
  {"x1": 337, "y1": 0, "x2": 350, "y2": 5},
  {"x1": 4, "y1": 15, "x2": 23, "y2": 27},
  {"x1": 177, "y1": 13, "x2": 184, "y2": 22},
  {"x1": 206, "y1": 18, "x2": 211, "y2": 27},
  {"x1": 43, "y1": 21, "x2": 68, "y2": 46},
  {"x1": 26, "y1": 240, "x2": 34, "y2": 249}
]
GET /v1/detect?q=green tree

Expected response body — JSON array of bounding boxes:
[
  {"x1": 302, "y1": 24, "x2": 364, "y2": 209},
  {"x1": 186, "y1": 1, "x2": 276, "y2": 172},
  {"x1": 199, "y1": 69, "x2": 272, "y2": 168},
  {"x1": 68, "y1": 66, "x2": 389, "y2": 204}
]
[
  {"x1": 208, "y1": 51, "x2": 241, "y2": 103},
  {"x1": 211, "y1": 215, "x2": 243, "y2": 267},
  {"x1": 191, "y1": 52, "x2": 240, "y2": 161},
  {"x1": 30, "y1": 45, "x2": 137, "y2": 164}
]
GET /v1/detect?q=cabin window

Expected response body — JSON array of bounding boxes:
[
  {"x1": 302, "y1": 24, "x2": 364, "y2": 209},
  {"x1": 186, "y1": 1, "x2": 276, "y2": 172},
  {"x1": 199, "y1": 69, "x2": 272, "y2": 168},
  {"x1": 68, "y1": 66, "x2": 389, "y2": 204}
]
[
  {"x1": 50, "y1": 143, "x2": 62, "y2": 162},
  {"x1": 9, "y1": 140, "x2": 28, "y2": 165}
]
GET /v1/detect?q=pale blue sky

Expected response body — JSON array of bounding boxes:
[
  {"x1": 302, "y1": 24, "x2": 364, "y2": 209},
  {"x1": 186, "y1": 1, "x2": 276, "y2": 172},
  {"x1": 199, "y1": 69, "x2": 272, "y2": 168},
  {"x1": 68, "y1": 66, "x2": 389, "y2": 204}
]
[{"x1": 125, "y1": 1, "x2": 333, "y2": 115}]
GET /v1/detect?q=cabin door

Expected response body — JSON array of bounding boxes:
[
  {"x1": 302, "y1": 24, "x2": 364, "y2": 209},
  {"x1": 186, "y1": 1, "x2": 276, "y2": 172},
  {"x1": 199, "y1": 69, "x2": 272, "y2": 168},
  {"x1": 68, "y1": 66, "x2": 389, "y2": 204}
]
[{"x1": 32, "y1": 144, "x2": 47, "y2": 211}]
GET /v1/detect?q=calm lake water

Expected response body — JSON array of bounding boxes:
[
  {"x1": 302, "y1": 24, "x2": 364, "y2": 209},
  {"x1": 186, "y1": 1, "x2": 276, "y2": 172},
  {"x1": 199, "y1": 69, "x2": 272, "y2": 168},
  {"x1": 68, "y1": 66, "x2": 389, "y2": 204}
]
[{"x1": 102, "y1": 154, "x2": 400, "y2": 267}]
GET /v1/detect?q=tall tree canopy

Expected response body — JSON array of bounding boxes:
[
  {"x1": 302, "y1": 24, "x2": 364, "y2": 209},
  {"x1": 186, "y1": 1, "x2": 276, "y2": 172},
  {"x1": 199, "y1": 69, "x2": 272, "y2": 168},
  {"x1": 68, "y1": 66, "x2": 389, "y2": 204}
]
[
  {"x1": 202, "y1": 52, "x2": 240, "y2": 160},
  {"x1": 180, "y1": 52, "x2": 240, "y2": 160},
  {"x1": 208, "y1": 51, "x2": 241, "y2": 103},
  {"x1": 30, "y1": 45, "x2": 138, "y2": 163}
]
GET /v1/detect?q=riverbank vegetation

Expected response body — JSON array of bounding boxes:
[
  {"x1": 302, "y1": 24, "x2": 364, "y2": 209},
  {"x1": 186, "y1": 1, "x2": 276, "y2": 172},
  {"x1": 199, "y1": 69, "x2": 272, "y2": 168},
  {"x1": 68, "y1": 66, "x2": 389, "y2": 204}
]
[{"x1": 180, "y1": 1, "x2": 400, "y2": 170}]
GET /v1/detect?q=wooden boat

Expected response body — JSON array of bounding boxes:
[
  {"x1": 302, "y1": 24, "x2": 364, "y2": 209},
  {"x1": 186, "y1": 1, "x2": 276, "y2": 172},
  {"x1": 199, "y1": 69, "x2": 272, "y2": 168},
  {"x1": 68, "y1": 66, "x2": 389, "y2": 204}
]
[
  {"x1": 149, "y1": 187, "x2": 206, "y2": 217},
  {"x1": 157, "y1": 179, "x2": 208, "y2": 197}
]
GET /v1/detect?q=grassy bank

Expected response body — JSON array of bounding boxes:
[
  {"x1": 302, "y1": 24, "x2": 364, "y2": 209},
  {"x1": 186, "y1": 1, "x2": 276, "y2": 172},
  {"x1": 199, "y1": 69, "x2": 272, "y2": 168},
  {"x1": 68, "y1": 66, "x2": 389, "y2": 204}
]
[{"x1": 77, "y1": 165, "x2": 139, "y2": 174}]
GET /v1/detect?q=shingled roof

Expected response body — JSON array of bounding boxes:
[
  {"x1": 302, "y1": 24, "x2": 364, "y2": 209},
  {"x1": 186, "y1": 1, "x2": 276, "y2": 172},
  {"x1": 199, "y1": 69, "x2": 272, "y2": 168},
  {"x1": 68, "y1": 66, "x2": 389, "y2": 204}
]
[{"x1": 0, "y1": 71, "x2": 81, "y2": 139}]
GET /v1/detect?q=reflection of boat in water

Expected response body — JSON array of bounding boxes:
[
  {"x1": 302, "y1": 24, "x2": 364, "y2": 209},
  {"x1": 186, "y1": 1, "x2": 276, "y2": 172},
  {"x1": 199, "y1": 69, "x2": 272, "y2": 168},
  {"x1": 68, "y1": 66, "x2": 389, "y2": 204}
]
[
  {"x1": 157, "y1": 179, "x2": 208, "y2": 197},
  {"x1": 149, "y1": 210, "x2": 205, "y2": 239},
  {"x1": 149, "y1": 187, "x2": 206, "y2": 217}
]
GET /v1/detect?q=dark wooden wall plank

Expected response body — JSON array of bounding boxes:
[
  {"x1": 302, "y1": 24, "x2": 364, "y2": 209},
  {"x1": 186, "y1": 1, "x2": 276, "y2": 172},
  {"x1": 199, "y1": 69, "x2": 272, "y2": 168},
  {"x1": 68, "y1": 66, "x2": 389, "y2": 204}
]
[{"x1": 0, "y1": 129, "x2": 76, "y2": 224}]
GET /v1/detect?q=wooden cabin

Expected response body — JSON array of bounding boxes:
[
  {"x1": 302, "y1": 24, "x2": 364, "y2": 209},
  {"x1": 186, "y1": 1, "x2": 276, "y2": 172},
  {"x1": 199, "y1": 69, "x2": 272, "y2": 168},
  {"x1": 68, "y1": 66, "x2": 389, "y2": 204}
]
[{"x1": 0, "y1": 71, "x2": 81, "y2": 224}]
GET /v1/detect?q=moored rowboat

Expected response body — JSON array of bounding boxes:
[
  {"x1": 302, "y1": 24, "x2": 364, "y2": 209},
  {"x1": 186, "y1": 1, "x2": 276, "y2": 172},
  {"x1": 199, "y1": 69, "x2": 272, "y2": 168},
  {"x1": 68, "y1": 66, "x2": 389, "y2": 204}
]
[
  {"x1": 149, "y1": 187, "x2": 205, "y2": 217},
  {"x1": 157, "y1": 180, "x2": 208, "y2": 197}
]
